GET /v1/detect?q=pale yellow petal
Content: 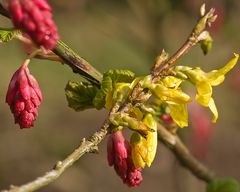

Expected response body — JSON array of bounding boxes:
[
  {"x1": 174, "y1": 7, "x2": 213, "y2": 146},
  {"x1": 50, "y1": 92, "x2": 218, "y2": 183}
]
[
  {"x1": 161, "y1": 76, "x2": 182, "y2": 88},
  {"x1": 195, "y1": 82, "x2": 212, "y2": 107},
  {"x1": 168, "y1": 103, "x2": 188, "y2": 128},
  {"x1": 130, "y1": 132, "x2": 147, "y2": 168},
  {"x1": 209, "y1": 98, "x2": 218, "y2": 123},
  {"x1": 143, "y1": 114, "x2": 158, "y2": 167},
  {"x1": 207, "y1": 53, "x2": 239, "y2": 84}
]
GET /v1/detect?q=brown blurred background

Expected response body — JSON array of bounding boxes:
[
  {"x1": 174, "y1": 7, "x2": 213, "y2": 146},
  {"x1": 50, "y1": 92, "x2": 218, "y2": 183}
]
[{"x1": 0, "y1": 0, "x2": 240, "y2": 191}]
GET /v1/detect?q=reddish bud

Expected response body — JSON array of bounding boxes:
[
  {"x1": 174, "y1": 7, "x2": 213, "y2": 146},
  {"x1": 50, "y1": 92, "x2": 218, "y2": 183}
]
[
  {"x1": 161, "y1": 113, "x2": 173, "y2": 125},
  {"x1": 107, "y1": 131, "x2": 142, "y2": 187},
  {"x1": 6, "y1": 59, "x2": 42, "y2": 128},
  {"x1": 8, "y1": 0, "x2": 59, "y2": 50}
]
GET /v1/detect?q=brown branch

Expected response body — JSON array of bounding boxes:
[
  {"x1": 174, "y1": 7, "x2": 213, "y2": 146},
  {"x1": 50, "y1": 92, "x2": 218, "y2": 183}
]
[
  {"x1": 0, "y1": 4, "x2": 10, "y2": 18},
  {"x1": 157, "y1": 124, "x2": 215, "y2": 183},
  {"x1": 0, "y1": 5, "x2": 102, "y2": 86},
  {"x1": 1, "y1": 119, "x2": 110, "y2": 192},
  {"x1": 151, "y1": 7, "x2": 217, "y2": 80},
  {"x1": 1, "y1": 104, "x2": 122, "y2": 192}
]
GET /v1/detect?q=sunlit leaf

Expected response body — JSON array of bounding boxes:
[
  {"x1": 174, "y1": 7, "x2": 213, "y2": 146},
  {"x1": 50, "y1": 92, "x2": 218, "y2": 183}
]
[
  {"x1": 65, "y1": 81, "x2": 98, "y2": 111},
  {"x1": 0, "y1": 28, "x2": 20, "y2": 43},
  {"x1": 93, "y1": 90, "x2": 106, "y2": 109},
  {"x1": 104, "y1": 69, "x2": 135, "y2": 84}
]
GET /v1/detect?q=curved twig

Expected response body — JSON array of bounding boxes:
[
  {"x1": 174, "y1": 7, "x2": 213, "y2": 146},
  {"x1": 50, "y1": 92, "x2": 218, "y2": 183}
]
[
  {"x1": 1, "y1": 120, "x2": 110, "y2": 192},
  {"x1": 157, "y1": 124, "x2": 215, "y2": 183}
]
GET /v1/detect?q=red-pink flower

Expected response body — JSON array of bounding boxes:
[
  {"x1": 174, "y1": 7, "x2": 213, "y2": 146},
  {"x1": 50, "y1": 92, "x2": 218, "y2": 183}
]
[
  {"x1": 6, "y1": 59, "x2": 42, "y2": 128},
  {"x1": 107, "y1": 131, "x2": 142, "y2": 187},
  {"x1": 189, "y1": 102, "x2": 213, "y2": 159},
  {"x1": 8, "y1": 0, "x2": 59, "y2": 50}
]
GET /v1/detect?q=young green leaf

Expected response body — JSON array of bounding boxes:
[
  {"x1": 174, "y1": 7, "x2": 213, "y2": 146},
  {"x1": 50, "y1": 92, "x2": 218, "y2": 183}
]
[
  {"x1": 103, "y1": 69, "x2": 135, "y2": 84},
  {"x1": 0, "y1": 28, "x2": 20, "y2": 43},
  {"x1": 65, "y1": 81, "x2": 98, "y2": 111},
  {"x1": 206, "y1": 178, "x2": 240, "y2": 192},
  {"x1": 93, "y1": 89, "x2": 106, "y2": 109},
  {"x1": 93, "y1": 69, "x2": 135, "y2": 110}
]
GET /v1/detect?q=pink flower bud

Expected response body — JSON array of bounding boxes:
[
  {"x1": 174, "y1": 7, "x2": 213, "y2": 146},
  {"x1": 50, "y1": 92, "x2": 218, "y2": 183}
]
[
  {"x1": 8, "y1": 0, "x2": 59, "y2": 50},
  {"x1": 161, "y1": 113, "x2": 173, "y2": 125},
  {"x1": 6, "y1": 59, "x2": 42, "y2": 128},
  {"x1": 107, "y1": 131, "x2": 142, "y2": 187}
]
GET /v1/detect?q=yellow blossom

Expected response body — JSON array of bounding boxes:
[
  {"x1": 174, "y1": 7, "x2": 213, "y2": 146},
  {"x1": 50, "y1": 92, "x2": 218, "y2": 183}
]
[
  {"x1": 181, "y1": 53, "x2": 239, "y2": 122},
  {"x1": 130, "y1": 114, "x2": 158, "y2": 168}
]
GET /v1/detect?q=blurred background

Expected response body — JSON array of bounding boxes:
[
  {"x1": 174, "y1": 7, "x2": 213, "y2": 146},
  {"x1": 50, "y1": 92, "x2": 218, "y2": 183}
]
[{"x1": 0, "y1": 0, "x2": 240, "y2": 191}]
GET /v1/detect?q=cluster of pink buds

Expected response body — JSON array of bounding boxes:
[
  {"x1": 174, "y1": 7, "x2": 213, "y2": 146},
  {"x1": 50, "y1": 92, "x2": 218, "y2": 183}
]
[
  {"x1": 8, "y1": 0, "x2": 59, "y2": 50},
  {"x1": 107, "y1": 131, "x2": 142, "y2": 187},
  {"x1": 6, "y1": 59, "x2": 42, "y2": 128}
]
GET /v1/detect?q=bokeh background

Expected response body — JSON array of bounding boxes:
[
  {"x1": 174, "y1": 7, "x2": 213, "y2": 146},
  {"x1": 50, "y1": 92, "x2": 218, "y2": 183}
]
[{"x1": 0, "y1": 0, "x2": 240, "y2": 191}]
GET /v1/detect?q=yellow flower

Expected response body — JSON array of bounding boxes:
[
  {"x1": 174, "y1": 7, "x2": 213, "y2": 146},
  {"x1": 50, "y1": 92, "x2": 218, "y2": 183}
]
[
  {"x1": 130, "y1": 114, "x2": 158, "y2": 168},
  {"x1": 143, "y1": 75, "x2": 191, "y2": 105},
  {"x1": 168, "y1": 103, "x2": 188, "y2": 128},
  {"x1": 181, "y1": 53, "x2": 239, "y2": 122}
]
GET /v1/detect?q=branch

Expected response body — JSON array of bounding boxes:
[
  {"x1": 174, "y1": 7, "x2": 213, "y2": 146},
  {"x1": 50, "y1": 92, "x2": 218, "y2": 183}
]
[
  {"x1": 151, "y1": 7, "x2": 217, "y2": 80},
  {"x1": 1, "y1": 120, "x2": 110, "y2": 192},
  {"x1": 0, "y1": 4, "x2": 102, "y2": 86},
  {"x1": 0, "y1": 3, "x2": 10, "y2": 18},
  {"x1": 157, "y1": 124, "x2": 215, "y2": 183},
  {"x1": 53, "y1": 41, "x2": 102, "y2": 86},
  {"x1": 1, "y1": 103, "x2": 123, "y2": 192}
]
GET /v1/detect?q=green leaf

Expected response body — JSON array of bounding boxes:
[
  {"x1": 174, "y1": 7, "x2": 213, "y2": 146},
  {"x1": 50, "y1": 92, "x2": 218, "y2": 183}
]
[
  {"x1": 0, "y1": 28, "x2": 20, "y2": 43},
  {"x1": 101, "y1": 75, "x2": 113, "y2": 94},
  {"x1": 92, "y1": 69, "x2": 135, "y2": 110},
  {"x1": 65, "y1": 81, "x2": 98, "y2": 111},
  {"x1": 93, "y1": 90, "x2": 106, "y2": 109},
  {"x1": 103, "y1": 69, "x2": 135, "y2": 84},
  {"x1": 206, "y1": 178, "x2": 240, "y2": 192}
]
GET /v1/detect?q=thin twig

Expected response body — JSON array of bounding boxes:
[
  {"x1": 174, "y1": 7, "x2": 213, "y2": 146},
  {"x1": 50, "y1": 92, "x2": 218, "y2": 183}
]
[
  {"x1": 1, "y1": 119, "x2": 110, "y2": 192},
  {"x1": 1, "y1": 103, "x2": 121, "y2": 192},
  {"x1": 151, "y1": 8, "x2": 217, "y2": 80},
  {"x1": 157, "y1": 124, "x2": 215, "y2": 183},
  {"x1": 0, "y1": 5, "x2": 102, "y2": 86}
]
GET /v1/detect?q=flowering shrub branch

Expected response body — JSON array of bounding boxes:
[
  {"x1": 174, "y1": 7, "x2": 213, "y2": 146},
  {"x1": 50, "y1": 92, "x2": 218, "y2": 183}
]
[
  {"x1": 0, "y1": 2, "x2": 239, "y2": 192},
  {"x1": 157, "y1": 124, "x2": 215, "y2": 183}
]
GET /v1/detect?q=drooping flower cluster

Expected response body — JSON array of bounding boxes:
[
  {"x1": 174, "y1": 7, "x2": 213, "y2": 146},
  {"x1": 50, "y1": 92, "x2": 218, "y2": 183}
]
[
  {"x1": 8, "y1": 0, "x2": 59, "y2": 50},
  {"x1": 107, "y1": 131, "x2": 142, "y2": 187},
  {"x1": 6, "y1": 59, "x2": 42, "y2": 128}
]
